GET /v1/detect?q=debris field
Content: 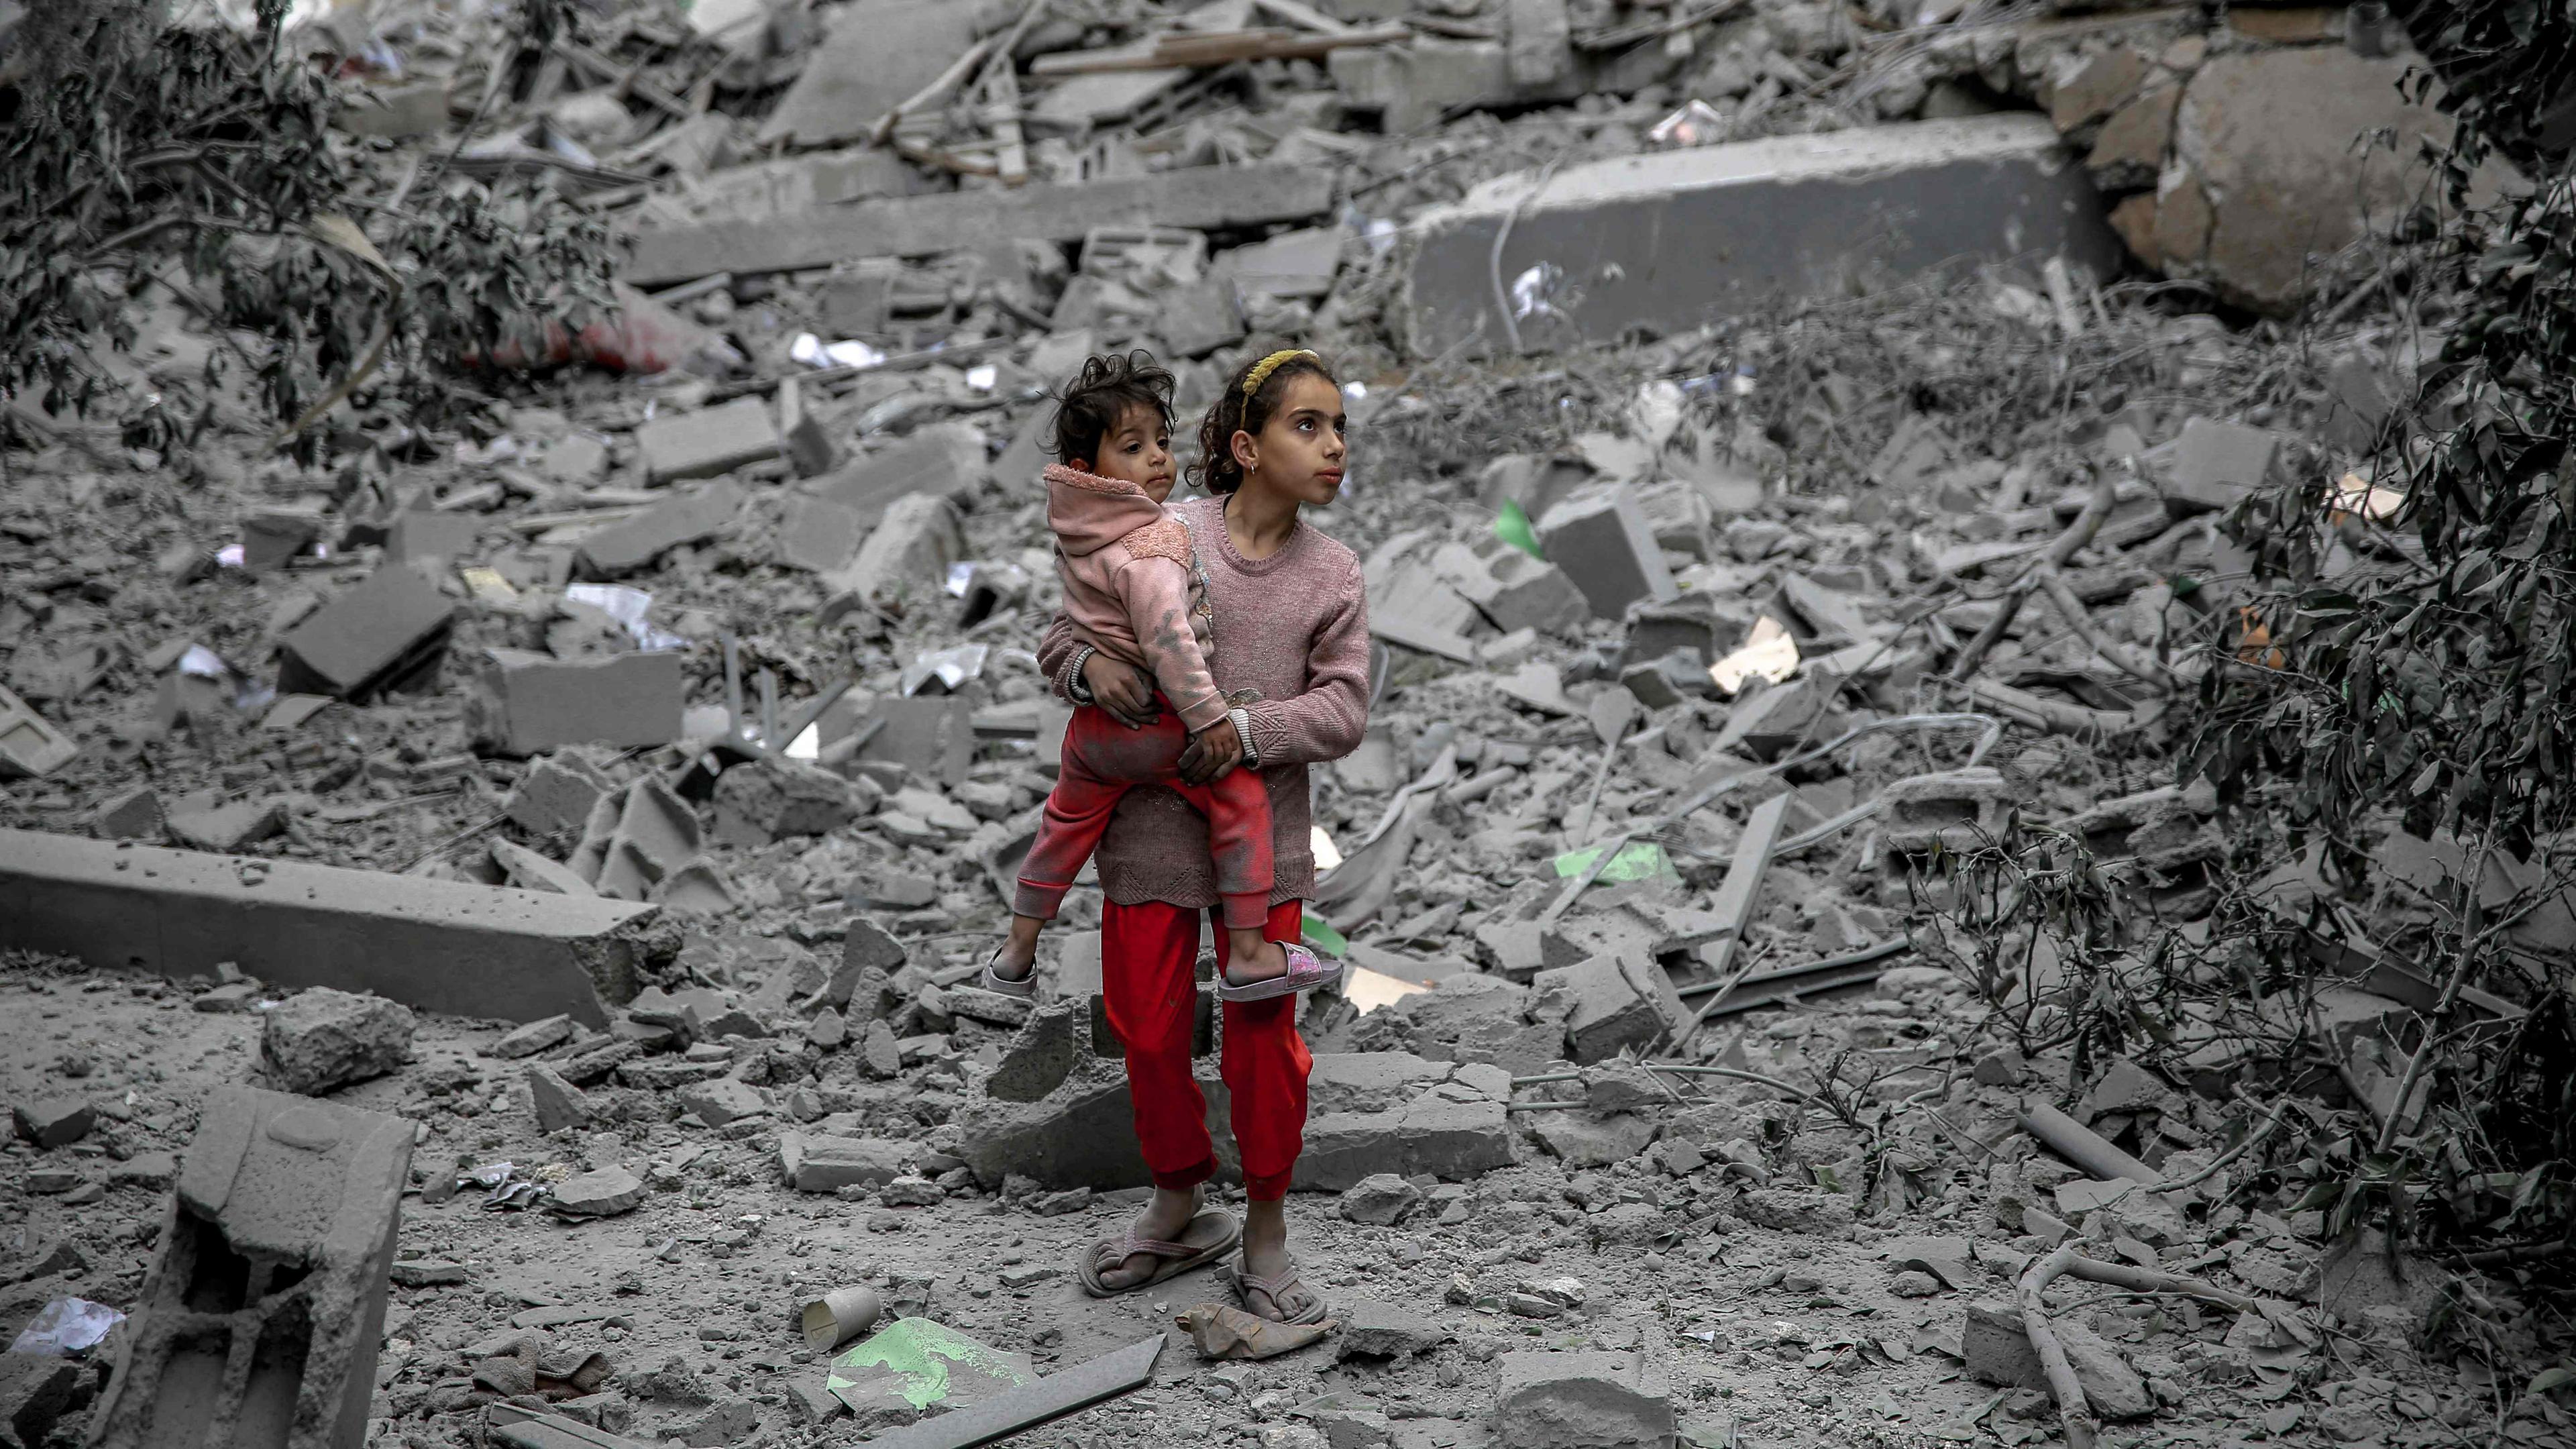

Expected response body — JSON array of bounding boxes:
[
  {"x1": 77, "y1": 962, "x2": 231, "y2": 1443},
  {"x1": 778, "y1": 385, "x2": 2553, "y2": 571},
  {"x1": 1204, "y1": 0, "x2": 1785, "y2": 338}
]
[{"x1": 1, "y1": 3, "x2": 2567, "y2": 1449}]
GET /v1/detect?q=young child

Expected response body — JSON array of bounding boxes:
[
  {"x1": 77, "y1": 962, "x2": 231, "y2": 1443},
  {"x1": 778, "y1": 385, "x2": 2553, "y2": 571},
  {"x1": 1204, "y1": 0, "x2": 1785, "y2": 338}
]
[{"x1": 982, "y1": 351, "x2": 1335, "y2": 1004}]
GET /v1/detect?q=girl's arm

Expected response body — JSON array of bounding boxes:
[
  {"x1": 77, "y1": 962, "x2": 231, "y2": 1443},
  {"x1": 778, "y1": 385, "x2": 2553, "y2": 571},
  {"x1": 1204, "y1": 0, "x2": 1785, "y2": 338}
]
[
  {"x1": 1114, "y1": 560, "x2": 1230, "y2": 735},
  {"x1": 1036, "y1": 606, "x2": 1161, "y2": 727},
  {"x1": 1239, "y1": 555, "x2": 1370, "y2": 767}
]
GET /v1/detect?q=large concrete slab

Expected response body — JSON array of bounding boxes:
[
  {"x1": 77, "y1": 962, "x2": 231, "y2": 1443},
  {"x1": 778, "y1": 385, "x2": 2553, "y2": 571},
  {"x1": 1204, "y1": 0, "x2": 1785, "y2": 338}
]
[
  {"x1": 757, "y1": 0, "x2": 978, "y2": 149},
  {"x1": 0, "y1": 830, "x2": 675, "y2": 1024},
  {"x1": 626, "y1": 164, "x2": 1338, "y2": 286},
  {"x1": 1398, "y1": 113, "x2": 2122, "y2": 357}
]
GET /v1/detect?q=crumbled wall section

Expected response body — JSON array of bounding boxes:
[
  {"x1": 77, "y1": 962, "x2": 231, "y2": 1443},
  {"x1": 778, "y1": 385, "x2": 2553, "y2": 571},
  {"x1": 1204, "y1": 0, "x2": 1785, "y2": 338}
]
[{"x1": 87, "y1": 1086, "x2": 413, "y2": 1449}]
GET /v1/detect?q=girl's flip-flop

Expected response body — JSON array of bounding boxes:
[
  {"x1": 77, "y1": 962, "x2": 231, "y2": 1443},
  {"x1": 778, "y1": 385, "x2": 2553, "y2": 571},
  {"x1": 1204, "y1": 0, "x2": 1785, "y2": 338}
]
[
  {"x1": 1075, "y1": 1208, "x2": 1240, "y2": 1298},
  {"x1": 1229, "y1": 1256, "x2": 1329, "y2": 1326},
  {"x1": 979, "y1": 945, "x2": 1038, "y2": 1000},
  {"x1": 1214, "y1": 943, "x2": 1336, "y2": 1004}
]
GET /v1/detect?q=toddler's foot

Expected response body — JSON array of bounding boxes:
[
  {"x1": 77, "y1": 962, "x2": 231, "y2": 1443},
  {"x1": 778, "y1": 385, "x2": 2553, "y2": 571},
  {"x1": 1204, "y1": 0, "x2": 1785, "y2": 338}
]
[
  {"x1": 1215, "y1": 940, "x2": 1336, "y2": 1004},
  {"x1": 981, "y1": 941, "x2": 1038, "y2": 999}
]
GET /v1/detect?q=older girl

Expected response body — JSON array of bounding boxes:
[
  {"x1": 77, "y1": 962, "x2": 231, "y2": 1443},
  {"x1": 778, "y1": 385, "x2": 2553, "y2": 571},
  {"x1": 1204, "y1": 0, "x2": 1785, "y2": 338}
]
[{"x1": 1035, "y1": 348, "x2": 1366, "y2": 1324}]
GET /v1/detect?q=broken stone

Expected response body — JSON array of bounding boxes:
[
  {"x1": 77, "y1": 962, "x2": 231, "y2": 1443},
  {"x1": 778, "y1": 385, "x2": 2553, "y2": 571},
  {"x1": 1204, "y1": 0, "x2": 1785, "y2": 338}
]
[
  {"x1": 492, "y1": 1014, "x2": 577, "y2": 1059},
  {"x1": 1735, "y1": 1188, "x2": 1857, "y2": 1234},
  {"x1": 1961, "y1": 1299, "x2": 2152, "y2": 1420},
  {"x1": 527, "y1": 1065, "x2": 594, "y2": 1135},
  {"x1": 1336, "y1": 1298, "x2": 1448, "y2": 1360},
  {"x1": 549, "y1": 1166, "x2": 647, "y2": 1218},
  {"x1": 470, "y1": 649, "x2": 684, "y2": 757},
  {"x1": 1534, "y1": 486, "x2": 1678, "y2": 621},
  {"x1": 1530, "y1": 953, "x2": 1687, "y2": 1065},
  {"x1": 1338, "y1": 1173, "x2": 1423, "y2": 1226},
  {"x1": 12, "y1": 1097, "x2": 95, "y2": 1149},
  {"x1": 676, "y1": 1077, "x2": 768, "y2": 1128},
  {"x1": 778, "y1": 1133, "x2": 912, "y2": 1193},
  {"x1": 260, "y1": 987, "x2": 417, "y2": 1096},
  {"x1": 1491, "y1": 1350, "x2": 1675, "y2": 1449},
  {"x1": 712, "y1": 760, "x2": 874, "y2": 847},
  {"x1": 635, "y1": 397, "x2": 780, "y2": 484}
]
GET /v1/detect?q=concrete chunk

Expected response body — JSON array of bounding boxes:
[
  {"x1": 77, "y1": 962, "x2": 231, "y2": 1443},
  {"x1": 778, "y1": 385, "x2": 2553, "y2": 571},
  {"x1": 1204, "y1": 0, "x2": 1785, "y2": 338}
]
[
  {"x1": 777, "y1": 1133, "x2": 912, "y2": 1193},
  {"x1": 2165, "y1": 417, "x2": 2283, "y2": 512},
  {"x1": 526, "y1": 1065, "x2": 594, "y2": 1134},
  {"x1": 261, "y1": 987, "x2": 417, "y2": 1096},
  {"x1": 0, "y1": 828, "x2": 674, "y2": 1024},
  {"x1": 1492, "y1": 1350, "x2": 1675, "y2": 1449},
  {"x1": 1961, "y1": 1299, "x2": 2151, "y2": 1419},
  {"x1": 276, "y1": 563, "x2": 454, "y2": 700},
  {"x1": 1535, "y1": 486, "x2": 1676, "y2": 621},
  {"x1": 13, "y1": 1095, "x2": 95, "y2": 1148},
  {"x1": 1879, "y1": 767, "x2": 2015, "y2": 854},
  {"x1": 576, "y1": 482, "x2": 743, "y2": 578},
  {"x1": 0, "y1": 682, "x2": 80, "y2": 778},
  {"x1": 1401, "y1": 114, "x2": 2119, "y2": 356},
  {"x1": 757, "y1": 0, "x2": 977, "y2": 148},
  {"x1": 712, "y1": 760, "x2": 873, "y2": 847},
  {"x1": 635, "y1": 397, "x2": 780, "y2": 484},
  {"x1": 1532, "y1": 954, "x2": 1687, "y2": 1064},
  {"x1": 506, "y1": 751, "x2": 619, "y2": 837},
  {"x1": 470, "y1": 649, "x2": 685, "y2": 757},
  {"x1": 820, "y1": 492, "x2": 963, "y2": 610},
  {"x1": 627, "y1": 165, "x2": 1336, "y2": 286},
  {"x1": 89, "y1": 1086, "x2": 411, "y2": 1449}
]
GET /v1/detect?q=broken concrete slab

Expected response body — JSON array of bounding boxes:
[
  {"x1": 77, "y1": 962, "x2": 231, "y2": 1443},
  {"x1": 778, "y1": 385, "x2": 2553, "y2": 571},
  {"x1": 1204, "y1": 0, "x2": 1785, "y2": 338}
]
[
  {"x1": 13, "y1": 1096, "x2": 95, "y2": 1149},
  {"x1": 0, "y1": 829, "x2": 674, "y2": 1024},
  {"x1": 713, "y1": 760, "x2": 874, "y2": 847},
  {"x1": 89, "y1": 1086, "x2": 411, "y2": 1449},
  {"x1": 1401, "y1": 114, "x2": 2121, "y2": 356},
  {"x1": 576, "y1": 482, "x2": 743, "y2": 579},
  {"x1": 2163, "y1": 417, "x2": 2284, "y2": 513},
  {"x1": 757, "y1": 0, "x2": 978, "y2": 148},
  {"x1": 1298, "y1": 1092, "x2": 1518, "y2": 1192},
  {"x1": 1491, "y1": 1350, "x2": 1675, "y2": 1449},
  {"x1": 0, "y1": 682, "x2": 81, "y2": 779},
  {"x1": 635, "y1": 397, "x2": 780, "y2": 484},
  {"x1": 821, "y1": 492, "x2": 964, "y2": 610},
  {"x1": 1961, "y1": 1298, "x2": 2153, "y2": 1419},
  {"x1": 468, "y1": 649, "x2": 685, "y2": 757},
  {"x1": 261, "y1": 987, "x2": 417, "y2": 1096},
  {"x1": 550, "y1": 1166, "x2": 647, "y2": 1218},
  {"x1": 506, "y1": 751, "x2": 619, "y2": 837},
  {"x1": 527, "y1": 1065, "x2": 595, "y2": 1134},
  {"x1": 627, "y1": 164, "x2": 1337, "y2": 286},
  {"x1": 162, "y1": 792, "x2": 287, "y2": 853},
  {"x1": 275, "y1": 562, "x2": 455, "y2": 700}
]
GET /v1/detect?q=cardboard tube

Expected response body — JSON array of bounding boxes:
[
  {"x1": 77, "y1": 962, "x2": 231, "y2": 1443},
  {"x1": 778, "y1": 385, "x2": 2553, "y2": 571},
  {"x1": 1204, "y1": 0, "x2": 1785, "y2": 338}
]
[{"x1": 798, "y1": 1285, "x2": 883, "y2": 1352}]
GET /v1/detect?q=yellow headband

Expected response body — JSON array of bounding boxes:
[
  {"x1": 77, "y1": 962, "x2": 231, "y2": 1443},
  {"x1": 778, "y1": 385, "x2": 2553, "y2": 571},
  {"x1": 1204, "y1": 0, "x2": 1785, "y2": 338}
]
[{"x1": 1241, "y1": 348, "x2": 1318, "y2": 397}]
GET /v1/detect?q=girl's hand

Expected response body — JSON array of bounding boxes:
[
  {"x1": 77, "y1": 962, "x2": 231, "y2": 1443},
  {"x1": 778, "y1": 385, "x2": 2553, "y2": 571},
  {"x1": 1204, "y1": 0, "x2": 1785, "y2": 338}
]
[
  {"x1": 1179, "y1": 716, "x2": 1244, "y2": 784},
  {"x1": 1083, "y1": 653, "x2": 1160, "y2": 729}
]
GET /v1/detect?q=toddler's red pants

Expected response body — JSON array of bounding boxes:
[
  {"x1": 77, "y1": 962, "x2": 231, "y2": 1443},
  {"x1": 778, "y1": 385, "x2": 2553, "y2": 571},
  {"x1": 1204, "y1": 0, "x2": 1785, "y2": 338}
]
[
  {"x1": 1103, "y1": 898, "x2": 1311, "y2": 1201},
  {"x1": 1012, "y1": 701, "x2": 1275, "y2": 930}
]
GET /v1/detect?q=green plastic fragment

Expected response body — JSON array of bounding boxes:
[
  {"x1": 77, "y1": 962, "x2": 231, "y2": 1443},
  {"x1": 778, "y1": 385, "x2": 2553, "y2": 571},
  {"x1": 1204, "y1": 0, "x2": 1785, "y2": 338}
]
[
  {"x1": 1301, "y1": 912, "x2": 1348, "y2": 957},
  {"x1": 826, "y1": 1318, "x2": 1034, "y2": 1413},
  {"x1": 1495, "y1": 500, "x2": 1542, "y2": 559},
  {"x1": 1551, "y1": 840, "x2": 1675, "y2": 883}
]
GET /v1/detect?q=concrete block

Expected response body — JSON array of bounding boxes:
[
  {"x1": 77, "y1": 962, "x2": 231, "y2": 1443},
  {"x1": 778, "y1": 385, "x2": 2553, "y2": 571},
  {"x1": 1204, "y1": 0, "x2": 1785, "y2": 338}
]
[
  {"x1": 526, "y1": 1066, "x2": 594, "y2": 1134},
  {"x1": 1338, "y1": 1173, "x2": 1422, "y2": 1226},
  {"x1": 635, "y1": 398, "x2": 779, "y2": 484},
  {"x1": 712, "y1": 760, "x2": 874, "y2": 847},
  {"x1": 335, "y1": 78, "x2": 451, "y2": 138},
  {"x1": 820, "y1": 492, "x2": 963, "y2": 611},
  {"x1": 832, "y1": 696, "x2": 975, "y2": 786},
  {"x1": 1960, "y1": 1299, "x2": 2151, "y2": 1419},
  {"x1": 276, "y1": 563, "x2": 454, "y2": 700},
  {"x1": 506, "y1": 751, "x2": 619, "y2": 837},
  {"x1": 777, "y1": 1133, "x2": 912, "y2": 1192},
  {"x1": 1214, "y1": 226, "x2": 1342, "y2": 299},
  {"x1": 0, "y1": 829, "x2": 675, "y2": 1025},
  {"x1": 1331, "y1": 38, "x2": 1515, "y2": 134},
  {"x1": 0, "y1": 682, "x2": 80, "y2": 779},
  {"x1": 1435, "y1": 542, "x2": 1588, "y2": 635},
  {"x1": 1338, "y1": 1298, "x2": 1448, "y2": 1359},
  {"x1": 1531, "y1": 954, "x2": 1686, "y2": 1065},
  {"x1": 89, "y1": 1086, "x2": 411, "y2": 1449},
  {"x1": 1401, "y1": 115, "x2": 2120, "y2": 357},
  {"x1": 0, "y1": 1354, "x2": 82, "y2": 1449},
  {"x1": 2164, "y1": 417, "x2": 2283, "y2": 512},
  {"x1": 469, "y1": 649, "x2": 684, "y2": 757},
  {"x1": 676, "y1": 1077, "x2": 768, "y2": 1128},
  {"x1": 1492, "y1": 1350, "x2": 1675, "y2": 1449},
  {"x1": 1534, "y1": 486, "x2": 1676, "y2": 621},
  {"x1": 386, "y1": 509, "x2": 482, "y2": 565},
  {"x1": 570, "y1": 776, "x2": 703, "y2": 901},
  {"x1": 777, "y1": 494, "x2": 872, "y2": 574},
  {"x1": 1879, "y1": 767, "x2": 2015, "y2": 854},
  {"x1": 551, "y1": 1167, "x2": 646, "y2": 1217},
  {"x1": 1504, "y1": 0, "x2": 1572, "y2": 87},
  {"x1": 576, "y1": 482, "x2": 743, "y2": 578},
  {"x1": 1297, "y1": 1092, "x2": 1517, "y2": 1191},
  {"x1": 262, "y1": 987, "x2": 416, "y2": 1096},
  {"x1": 164, "y1": 792, "x2": 287, "y2": 853},
  {"x1": 14, "y1": 1096, "x2": 95, "y2": 1148}
]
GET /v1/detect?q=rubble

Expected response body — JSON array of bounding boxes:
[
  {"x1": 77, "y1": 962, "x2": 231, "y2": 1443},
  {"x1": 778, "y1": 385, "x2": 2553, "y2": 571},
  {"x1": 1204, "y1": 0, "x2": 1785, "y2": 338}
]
[{"x1": 260, "y1": 985, "x2": 417, "y2": 1096}]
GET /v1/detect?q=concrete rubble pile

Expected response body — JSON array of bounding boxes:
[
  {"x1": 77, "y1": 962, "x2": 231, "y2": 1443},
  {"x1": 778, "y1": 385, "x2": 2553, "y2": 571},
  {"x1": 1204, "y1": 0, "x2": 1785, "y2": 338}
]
[{"x1": 1, "y1": 3, "x2": 2562, "y2": 1449}]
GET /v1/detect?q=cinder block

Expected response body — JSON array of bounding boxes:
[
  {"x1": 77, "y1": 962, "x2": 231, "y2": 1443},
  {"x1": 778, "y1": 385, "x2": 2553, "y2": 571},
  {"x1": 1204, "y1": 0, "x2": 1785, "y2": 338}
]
[
  {"x1": 505, "y1": 752, "x2": 619, "y2": 837},
  {"x1": 0, "y1": 828, "x2": 674, "y2": 1024},
  {"x1": 1401, "y1": 114, "x2": 2121, "y2": 356},
  {"x1": 275, "y1": 564, "x2": 454, "y2": 700},
  {"x1": 575, "y1": 482, "x2": 743, "y2": 579},
  {"x1": 88, "y1": 1085, "x2": 413, "y2": 1449},
  {"x1": 1532, "y1": 953, "x2": 1686, "y2": 1065},
  {"x1": 385, "y1": 510, "x2": 482, "y2": 565},
  {"x1": 1535, "y1": 486, "x2": 1676, "y2": 621},
  {"x1": 1879, "y1": 767, "x2": 2015, "y2": 854},
  {"x1": 468, "y1": 649, "x2": 685, "y2": 757},
  {"x1": 0, "y1": 682, "x2": 82, "y2": 779},
  {"x1": 635, "y1": 397, "x2": 779, "y2": 484}
]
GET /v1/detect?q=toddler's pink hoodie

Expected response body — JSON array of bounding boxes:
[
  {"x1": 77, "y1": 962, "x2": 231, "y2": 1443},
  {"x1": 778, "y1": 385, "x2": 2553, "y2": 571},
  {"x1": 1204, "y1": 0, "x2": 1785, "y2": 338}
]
[{"x1": 1043, "y1": 463, "x2": 1228, "y2": 735}]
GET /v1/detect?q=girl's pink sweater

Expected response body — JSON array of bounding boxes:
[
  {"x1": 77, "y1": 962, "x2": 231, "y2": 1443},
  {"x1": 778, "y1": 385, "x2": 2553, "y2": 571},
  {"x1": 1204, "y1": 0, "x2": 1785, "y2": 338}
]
[{"x1": 1038, "y1": 494, "x2": 1371, "y2": 908}]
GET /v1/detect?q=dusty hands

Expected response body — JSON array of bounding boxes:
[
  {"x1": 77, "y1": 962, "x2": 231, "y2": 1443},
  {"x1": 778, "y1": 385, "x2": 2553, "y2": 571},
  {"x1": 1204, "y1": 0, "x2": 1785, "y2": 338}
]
[
  {"x1": 1178, "y1": 716, "x2": 1244, "y2": 784},
  {"x1": 1082, "y1": 653, "x2": 1161, "y2": 728}
]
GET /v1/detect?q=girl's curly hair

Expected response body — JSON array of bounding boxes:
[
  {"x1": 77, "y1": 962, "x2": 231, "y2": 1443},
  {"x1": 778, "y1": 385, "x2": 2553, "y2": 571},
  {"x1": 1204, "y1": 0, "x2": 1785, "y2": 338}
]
[
  {"x1": 1189, "y1": 350, "x2": 1338, "y2": 496},
  {"x1": 1048, "y1": 350, "x2": 1175, "y2": 469}
]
